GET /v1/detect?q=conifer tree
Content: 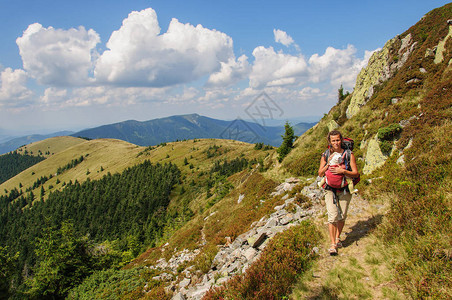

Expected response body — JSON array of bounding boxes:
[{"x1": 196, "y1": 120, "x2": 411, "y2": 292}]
[{"x1": 277, "y1": 121, "x2": 295, "y2": 162}]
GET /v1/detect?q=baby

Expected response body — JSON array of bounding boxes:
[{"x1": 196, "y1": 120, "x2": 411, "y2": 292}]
[{"x1": 318, "y1": 152, "x2": 358, "y2": 194}]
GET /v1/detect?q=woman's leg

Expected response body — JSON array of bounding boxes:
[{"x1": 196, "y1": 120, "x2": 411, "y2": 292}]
[
  {"x1": 336, "y1": 192, "x2": 352, "y2": 242},
  {"x1": 329, "y1": 222, "x2": 337, "y2": 245}
]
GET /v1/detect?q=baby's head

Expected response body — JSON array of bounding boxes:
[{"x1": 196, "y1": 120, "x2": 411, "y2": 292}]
[{"x1": 329, "y1": 152, "x2": 343, "y2": 165}]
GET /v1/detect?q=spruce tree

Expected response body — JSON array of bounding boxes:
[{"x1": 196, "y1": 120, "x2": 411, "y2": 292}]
[{"x1": 277, "y1": 121, "x2": 295, "y2": 162}]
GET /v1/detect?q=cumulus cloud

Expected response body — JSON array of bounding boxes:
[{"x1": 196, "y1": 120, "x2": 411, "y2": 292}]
[
  {"x1": 64, "y1": 86, "x2": 169, "y2": 107},
  {"x1": 0, "y1": 68, "x2": 33, "y2": 105},
  {"x1": 273, "y1": 29, "x2": 294, "y2": 47},
  {"x1": 206, "y1": 55, "x2": 250, "y2": 87},
  {"x1": 94, "y1": 8, "x2": 235, "y2": 87},
  {"x1": 249, "y1": 46, "x2": 308, "y2": 89},
  {"x1": 16, "y1": 23, "x2": 100, "y2": 86},
  {"x1": 308, "y1": 44, "x2": 373, "y2": 88},
  {"x1": 40, "y1": 87, "x2": 68, "y2": 106},
  {"x1": 248, "y1": 43, "x2": 375, "y2": 90}
]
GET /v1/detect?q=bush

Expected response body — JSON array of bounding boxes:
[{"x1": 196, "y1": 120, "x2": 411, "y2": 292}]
[
  {"x1": 377, "y1": 123, "x2": 402, "y2": 141},
  {"x1": 379, "y1": 140, "x2": 393, "y2": 155}
]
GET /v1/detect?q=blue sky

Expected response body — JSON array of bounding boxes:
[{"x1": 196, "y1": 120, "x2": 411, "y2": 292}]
[{"x1": 0, "y1": 0, "x2": 450, "y2": 135}]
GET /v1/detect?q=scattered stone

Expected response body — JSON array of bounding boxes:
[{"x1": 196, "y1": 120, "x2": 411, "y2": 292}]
[
  {"x1": 179, "y1": 278, "x2": 191, "y2": 289},
  {"x1": 280, "y1": 213, "x2": 294, "y2": 225},
  {"x1": 249, "y1": 232, "x2": 267, "y2": 248},
  {"x1": 406, "y1": 78, "x2": 421, "y2": 84},
  {"x1": 264, "y1": 218, "x2": 278, "y2": 228},
  {"x1": 172, "y1": 292, "x2": 186, "y2": 300},
  {"x1": 419, "y1": 67, "x2": 427, "y2": 73},
  {"x1": 312, "y1": 247, "x2": 320, "y2": 255},
  {"x1": 397, "y1": 155, "x2": 405, "y2": 165},
  {"x1": 274, "y1": 204, "x2": 286, "y2": 211},
  {"x1": 244, "y1": 247, "x2": 257, "y2": 261},
  {"x1": 237, "y1": 194, "x2": 245, "y2": 204},
  {"x1": 391, "y1": 98, "x2": 399, "y2": 104}
]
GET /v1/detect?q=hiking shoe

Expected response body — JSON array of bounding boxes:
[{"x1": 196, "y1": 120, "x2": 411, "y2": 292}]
[{"x1": 329, "y1": 244, "x2": 338, "y2": 256}]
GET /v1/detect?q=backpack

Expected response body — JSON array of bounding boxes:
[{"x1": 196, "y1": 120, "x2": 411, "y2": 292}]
[{"x1": 322, "y1": 137, "x2": 360, "y2": 189}]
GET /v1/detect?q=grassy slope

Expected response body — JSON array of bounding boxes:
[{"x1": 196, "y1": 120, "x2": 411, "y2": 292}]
[{"x1": 15, "y1": 136, "x2": 86, "y2": 158}]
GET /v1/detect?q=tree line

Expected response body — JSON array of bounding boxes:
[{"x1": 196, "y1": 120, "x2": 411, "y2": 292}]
[{"x1": 0, "y1": 151, "x2": 45, "y2": 184}]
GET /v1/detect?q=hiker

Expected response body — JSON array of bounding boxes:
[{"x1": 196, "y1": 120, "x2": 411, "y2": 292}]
[
  {"x1": 317, "y1": 151, "x2": 358, "y2": 194},
  {"x1": 318, "y1": 130, "x2": 359, "y2": 255}
]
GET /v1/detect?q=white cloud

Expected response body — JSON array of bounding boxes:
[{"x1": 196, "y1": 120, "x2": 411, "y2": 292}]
[
  {"x1": 273, "y1": 29, "x2": 294, "y2": 47},
  {"x1": 298, "y1": 86, "x2": 322, "y2": 100},
  {"x1": 249, "y1": 46, "x2": 308, "y2": 89},
  {"x1": 0, "y1": 68, "x2": 33, "y2": 105},
  {"x1": 206, "y1": 55, "x2": 250, "y2": 87},
  {"x1": 247, "y1": 43, "x2": 375, "y2": 91},
  {"x1": 308, "y1": 45, "x2": 377, "y2": 89},
  {"x1": 64, "y1": 86, "x2": 169, "y2": 107},
  {"x1": 16, "y1": 23, "x2": 100, "y2": 86},
  {"x1": 94, "y1": 8, "x2": 235, "y2": 87},
  {"x1": 40, "y1": 87, "x2": 68, "y2": 105}
]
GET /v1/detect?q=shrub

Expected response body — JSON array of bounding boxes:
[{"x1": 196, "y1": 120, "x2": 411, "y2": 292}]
[
  {"x1": 377, "y1": 123, "x2": 402, "y2": 141},
  {"x1": 379, "y1": 140, "x2": 393, "y2": 155}
]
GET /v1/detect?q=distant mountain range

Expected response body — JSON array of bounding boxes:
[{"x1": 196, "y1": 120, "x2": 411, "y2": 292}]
[
  {"x1": 0, "y1": 131, "x2": 74, "y2": 155},
  {"x1": 71, "y1": 114, "x2": 315, "y2": 147},
  {"x1": 0, "y1": 114, "x2": 316, "y2": 154}
]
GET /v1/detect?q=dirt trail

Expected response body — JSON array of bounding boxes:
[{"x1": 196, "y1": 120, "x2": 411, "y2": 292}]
[{"x1": 291, "y1": 193, "x2": 404, "y2": 299}]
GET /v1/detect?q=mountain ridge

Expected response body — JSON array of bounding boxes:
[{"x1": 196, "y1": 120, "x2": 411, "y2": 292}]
[{"x1": 71, "y1": 113, "x2": 315, "y2": 147}]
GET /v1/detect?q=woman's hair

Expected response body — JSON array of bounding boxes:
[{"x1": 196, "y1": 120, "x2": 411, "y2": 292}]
[{"x1": 327, "y1": 130, "x2": 343, "y2": 146}]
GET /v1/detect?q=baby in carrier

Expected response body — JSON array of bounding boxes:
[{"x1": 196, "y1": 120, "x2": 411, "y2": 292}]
[{"x1": 318, "y1": 151, "x2": 358, "y2": 194}]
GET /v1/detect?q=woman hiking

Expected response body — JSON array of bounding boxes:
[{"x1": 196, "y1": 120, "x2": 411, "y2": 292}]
[{"x1": 318, "y1": 130, "x2": 359, "y2": 255}]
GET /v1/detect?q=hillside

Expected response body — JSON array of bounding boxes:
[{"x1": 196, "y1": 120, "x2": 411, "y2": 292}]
[
  {"x1": 0, "y1": 131, "x2": 74, "y2": 154},
  {"x1": 0, "y1": 3, "x2": 451, "y2": 299}
]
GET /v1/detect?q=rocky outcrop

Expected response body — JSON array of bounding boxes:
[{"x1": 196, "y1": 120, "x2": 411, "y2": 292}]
[
  {"x1": 346, "y1": 34, "x2": 417, "y2": 119},
  {"x1": 434, "y1": 22, "x2": 452, "y2": 64},
  {"x1": 141, "y1": 177, "x2": 322, "y2": 300},
  {"x1": 363, "y1": 134, "x2": 387, "y2": 175}
]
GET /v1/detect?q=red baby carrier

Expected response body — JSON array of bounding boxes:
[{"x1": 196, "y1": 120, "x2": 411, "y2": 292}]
[{"x1": 322, "y1": 137, "x2": 360, "y2": 190}]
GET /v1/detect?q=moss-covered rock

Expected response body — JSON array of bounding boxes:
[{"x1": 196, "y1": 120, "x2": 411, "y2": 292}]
[
  {"x1": 363, "y1": 134, "x2": 387, "y2": 174},
  {"x1": 434, "y1": 23, "x2": 452, "y2": 64}
]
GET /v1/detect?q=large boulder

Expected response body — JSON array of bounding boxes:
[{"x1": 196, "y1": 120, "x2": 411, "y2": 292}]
[{"x1": 363, "y1": 134, "x2": 387, "y2": 174}]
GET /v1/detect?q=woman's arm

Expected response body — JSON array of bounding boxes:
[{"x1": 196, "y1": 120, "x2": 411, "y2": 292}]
[{"x1": 318, "y1": 155, "x2": 329, "y2": 177}]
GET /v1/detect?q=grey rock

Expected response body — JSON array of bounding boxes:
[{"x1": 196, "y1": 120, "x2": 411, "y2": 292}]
[
  {"x1": 248, "y1": 232, "x2": 267, "y2": 248},
  {"x1": 172, "y1": 292, "x2": 186, "y2": 300},
  {"x1": 274, "y1": 204, "x2": 286, "y2": 211},
  {"x1": 187, "y1": 284, "x2": 212, "y2": 300},
  {"x1": 406, "y1": 78, "x2": 420, "y2": 84},
  {"x1": 243, "y1": 247, "x2": 257, "y2": 261},
  {"x1": 216, "y1": 277, "x2": 229, "y2": 286},
  {"x1": 264, "y1": 218, "x2": 278, "y2": 228},
  {"x1": 179, "y1": 277, "x2": 191, "y2": 289},
  {"x1": 280, "y1": 213, "x2": 294, "y2": 225}
]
